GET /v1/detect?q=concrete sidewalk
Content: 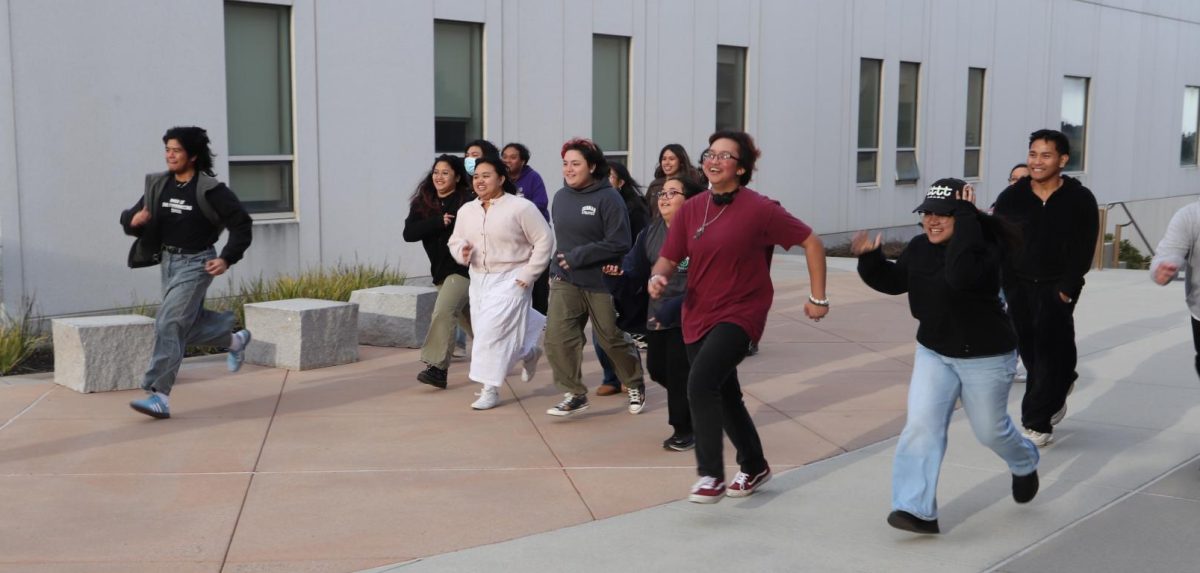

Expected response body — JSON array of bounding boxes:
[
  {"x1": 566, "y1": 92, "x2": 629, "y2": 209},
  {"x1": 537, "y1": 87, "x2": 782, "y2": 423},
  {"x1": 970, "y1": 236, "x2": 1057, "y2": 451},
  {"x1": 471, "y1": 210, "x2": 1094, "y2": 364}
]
[
  {"x1": 1, "y1": 256, "x2": 1196, "y2": 572},
  {"x1": 367, "y1": 260, "x2": 1200, "y2": 573}
]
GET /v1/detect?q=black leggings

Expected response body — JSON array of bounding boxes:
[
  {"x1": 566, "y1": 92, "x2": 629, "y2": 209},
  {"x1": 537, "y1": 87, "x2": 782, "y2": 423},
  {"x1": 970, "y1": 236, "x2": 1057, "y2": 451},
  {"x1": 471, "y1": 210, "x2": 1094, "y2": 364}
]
[
  {"x1": 645, "y1": 328, "x2": 692, "y2": 435},
  {"x1": 686, "y1": 323, "x2": 767, "y2": 480}
]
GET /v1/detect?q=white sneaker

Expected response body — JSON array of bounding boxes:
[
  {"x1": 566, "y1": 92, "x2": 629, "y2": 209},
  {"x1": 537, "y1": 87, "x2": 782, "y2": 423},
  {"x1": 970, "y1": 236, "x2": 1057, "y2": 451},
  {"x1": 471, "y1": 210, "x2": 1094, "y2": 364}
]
[
  {"x1": 521, "y1": 346, "x2": 543, "y2": 382},
  {"x1": 627, "y1": 387, "x2": 645, "y2": 414},
  {"x1": 471, "y1": 385, "x2": 500, "y2": 410},
  {"x1": 1050, "y1": 382, "x2": 1076, "y2": 426},
  {"x1": 1023, "y1": 427, "x2": 1053, "y2": 447}
]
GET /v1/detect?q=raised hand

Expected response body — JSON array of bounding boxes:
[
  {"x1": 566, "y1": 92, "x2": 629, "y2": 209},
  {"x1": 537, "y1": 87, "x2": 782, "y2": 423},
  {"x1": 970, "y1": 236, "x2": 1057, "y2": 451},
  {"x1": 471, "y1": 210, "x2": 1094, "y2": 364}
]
[
  {"x1": 849, "y1": 230, "x2": 882, "y2": 256},
  {"x1": 460, "y1": 243, "x2": 473, "y2": 265}
]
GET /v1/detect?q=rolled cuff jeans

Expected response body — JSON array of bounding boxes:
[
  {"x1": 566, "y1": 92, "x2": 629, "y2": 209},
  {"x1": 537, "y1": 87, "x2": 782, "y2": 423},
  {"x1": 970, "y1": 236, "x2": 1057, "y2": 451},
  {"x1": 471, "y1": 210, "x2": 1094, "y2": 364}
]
[
  {"x1": 141, "y1": 248, "x2": 236, "y2": 395},
  {"x1": 892, "y1": 344, "x2": 1039, "y2": 521}
]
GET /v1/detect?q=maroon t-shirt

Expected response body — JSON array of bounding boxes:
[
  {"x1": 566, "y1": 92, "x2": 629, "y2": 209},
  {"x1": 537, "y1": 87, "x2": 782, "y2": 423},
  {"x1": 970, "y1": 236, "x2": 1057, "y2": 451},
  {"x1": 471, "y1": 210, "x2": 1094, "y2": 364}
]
[{"x1": 660, "y1": 187, "x2": 812, "y2": 344}]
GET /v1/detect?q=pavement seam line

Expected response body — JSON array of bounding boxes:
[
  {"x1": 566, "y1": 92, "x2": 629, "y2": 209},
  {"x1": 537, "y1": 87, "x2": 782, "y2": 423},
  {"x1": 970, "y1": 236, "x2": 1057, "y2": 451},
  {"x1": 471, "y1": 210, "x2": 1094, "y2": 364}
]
[
  {"x1": 218, "y1": 369, "x2": 289, "y2": 572},
  {"x1": 982, "y1": 451, "x2": 1200, "y2": 572},
  {"x1": 506, "y1": 379, "x2": 598, "y2": 521},
  {"x1": 0, "y1": 386, "x2": 54, "y2": 433}
]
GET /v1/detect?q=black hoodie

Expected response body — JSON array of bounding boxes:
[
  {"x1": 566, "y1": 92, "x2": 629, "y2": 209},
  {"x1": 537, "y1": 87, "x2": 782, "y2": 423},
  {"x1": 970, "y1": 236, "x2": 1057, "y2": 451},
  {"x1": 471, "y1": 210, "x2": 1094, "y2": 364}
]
[{"x1": 992, "y1": 175, "x2": 1098, "y2": 300}]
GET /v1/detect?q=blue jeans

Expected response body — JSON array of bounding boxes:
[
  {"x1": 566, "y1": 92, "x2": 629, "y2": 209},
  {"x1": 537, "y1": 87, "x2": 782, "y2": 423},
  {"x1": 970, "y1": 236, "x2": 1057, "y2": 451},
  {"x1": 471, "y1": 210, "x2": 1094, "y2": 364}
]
[
  {"x1": 892, "y1": 344, "x2": 1039, "y2": 520},
  {"x1": 594, "y1": 336, "x2": 620, "y2": 388},
  {"x1": 141, "y1": 248, "x2": 236, "y2": 395}
]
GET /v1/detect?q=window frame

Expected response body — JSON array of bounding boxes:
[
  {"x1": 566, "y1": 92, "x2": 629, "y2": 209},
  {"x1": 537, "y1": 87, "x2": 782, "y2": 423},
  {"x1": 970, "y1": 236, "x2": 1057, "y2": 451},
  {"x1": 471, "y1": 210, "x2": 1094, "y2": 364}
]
[
  {"x1": 1061, "y1": 75, "x2": 1090, "y2": 173},
  {"x1": 592, "y1": 34, "x2": 631, "y2": 165},
  {"x1": 224, "y1": 0, "x2": 296, "y2": 216},
  {"x1": 857, "y1": 58, "x2": 883, "y2": 186},
  {"x1": 963, "y1": 67, "x2": 986, "y2": 180},
  {"x1": 1182, "y1": 85, "x2": 1199, "y2": 167},
  {"x1": 433, "y1": 19, "x2": 484, "y2": 155},
  {"x1": 895, "y1": 61, "x2": 921, "y2": 185},
  {"x1": 715, "y1": 45, "x2": 748, "y2": 132}
]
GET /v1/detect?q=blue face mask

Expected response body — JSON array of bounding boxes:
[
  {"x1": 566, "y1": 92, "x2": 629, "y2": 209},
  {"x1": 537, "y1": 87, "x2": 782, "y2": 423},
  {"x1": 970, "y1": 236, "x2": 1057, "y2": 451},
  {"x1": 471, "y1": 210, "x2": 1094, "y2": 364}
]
[{"x1": 464, "y1": 157, "x2": 477, "y2": 176}]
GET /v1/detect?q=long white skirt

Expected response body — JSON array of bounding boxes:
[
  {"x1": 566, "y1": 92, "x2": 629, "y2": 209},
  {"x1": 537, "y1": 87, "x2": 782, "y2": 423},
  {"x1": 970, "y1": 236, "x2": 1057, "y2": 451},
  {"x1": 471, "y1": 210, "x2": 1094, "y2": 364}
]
[{"x1": 468, "y1": 267, "x2": 546, "y2": 387}]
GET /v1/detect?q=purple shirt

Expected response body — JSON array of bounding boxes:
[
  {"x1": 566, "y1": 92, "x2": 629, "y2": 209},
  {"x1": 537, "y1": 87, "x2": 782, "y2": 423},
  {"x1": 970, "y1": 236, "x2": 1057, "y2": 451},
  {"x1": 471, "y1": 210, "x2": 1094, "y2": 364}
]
[{"x1": 512, "y1": 165, "x2": 550, "y2": 221}]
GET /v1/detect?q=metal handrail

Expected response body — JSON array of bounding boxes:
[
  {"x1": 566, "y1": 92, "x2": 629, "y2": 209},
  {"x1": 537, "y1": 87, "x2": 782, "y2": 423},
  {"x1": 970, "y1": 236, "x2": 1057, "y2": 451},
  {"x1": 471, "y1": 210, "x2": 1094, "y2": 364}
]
[{"x1": 1105, "y1": 201, "x2": 1155, "y2": 258}]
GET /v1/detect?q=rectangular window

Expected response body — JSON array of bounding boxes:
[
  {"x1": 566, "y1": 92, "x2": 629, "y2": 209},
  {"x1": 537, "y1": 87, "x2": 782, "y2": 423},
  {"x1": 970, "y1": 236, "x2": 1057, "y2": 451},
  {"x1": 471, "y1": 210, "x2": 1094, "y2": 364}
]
[
  {"x1": 857, "y1": 58, "x2": 882, "y2": 185},
  {"x1": 1061, "y1": 76, "x2": 1089, "y2": 172},
  {"x1": 224, "y1": 1, "x2": 294, "y2": 214},
  {"x1": 1183, "y1": 86, "x2": 1199, "y2": 166},
  {"x1": 434, "y1": 20, "x2": 483, "y2": 153},
  {"x1": 895, "y1": 61, "x2": 920, "y2": 184},
  {"x1": 593, "y1": 35, "x2": 630, "y2": 164},
  {"x1": 716, "y1": 45, "x2": 747, "y2": 132},
  {"x1": 964, "y1": 67, "x2": 986, "y2": 179}
]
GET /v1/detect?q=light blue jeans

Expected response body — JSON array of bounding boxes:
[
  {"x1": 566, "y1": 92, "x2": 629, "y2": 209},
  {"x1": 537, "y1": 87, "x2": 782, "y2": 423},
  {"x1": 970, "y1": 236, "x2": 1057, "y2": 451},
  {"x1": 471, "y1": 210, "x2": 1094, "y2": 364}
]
[
  {"x1": 892, "y1": 344, "x2": 1039, "y2": 520},
  {"x1": 141, "y1": 248, "x2": 236, "y2": 395}
]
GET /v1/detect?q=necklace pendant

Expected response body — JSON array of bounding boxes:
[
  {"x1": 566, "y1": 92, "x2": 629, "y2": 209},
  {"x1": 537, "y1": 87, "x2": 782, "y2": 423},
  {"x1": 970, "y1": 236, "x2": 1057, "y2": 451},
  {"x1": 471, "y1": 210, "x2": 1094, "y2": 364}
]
[{"x1": 693, "y1": 227, "x2": 704, "y2": 239}]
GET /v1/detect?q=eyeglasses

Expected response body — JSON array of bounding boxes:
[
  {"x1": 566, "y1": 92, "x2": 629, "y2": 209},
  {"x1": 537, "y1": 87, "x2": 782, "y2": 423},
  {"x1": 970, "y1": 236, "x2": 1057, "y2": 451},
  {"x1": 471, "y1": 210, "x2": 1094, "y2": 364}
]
[
  {"x1": 700, "y1": 150, "x2": 739, "y2": 162},
  {"x1": 658, "y1": 190, "x2": 685, "y2": 200}
]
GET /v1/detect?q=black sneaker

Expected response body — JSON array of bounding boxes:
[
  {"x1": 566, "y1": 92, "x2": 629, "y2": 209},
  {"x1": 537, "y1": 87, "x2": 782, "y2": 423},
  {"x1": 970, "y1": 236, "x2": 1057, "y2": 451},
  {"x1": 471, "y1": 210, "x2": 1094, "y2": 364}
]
[
  {"x1": 663, "y1": 433, "x2": 696, "y2": 451},
  {"x1": 417, "y1": 365, "x2": 448, "y2": 389},
  {"x1": 1012, "y1": 470, "x2": 1039, "y2": 504},
  {"x1": 546, "y1": 393, "x2": 589, "y2": 417},
  {"x1": 887, "y1": 510, "x2": 940, "y2": 534}
]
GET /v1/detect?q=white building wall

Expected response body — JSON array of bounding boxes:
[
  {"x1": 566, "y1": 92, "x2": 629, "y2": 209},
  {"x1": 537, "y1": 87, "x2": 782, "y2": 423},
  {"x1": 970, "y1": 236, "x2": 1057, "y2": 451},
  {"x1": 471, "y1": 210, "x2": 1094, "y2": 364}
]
[{"x1": 2, "y1": 0, "x2": 1200, "y2": 317}]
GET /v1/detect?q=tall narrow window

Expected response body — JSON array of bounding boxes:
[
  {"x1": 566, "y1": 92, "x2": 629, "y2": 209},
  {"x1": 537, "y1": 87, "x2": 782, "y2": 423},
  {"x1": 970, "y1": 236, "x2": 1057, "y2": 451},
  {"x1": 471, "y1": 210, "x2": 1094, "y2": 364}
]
[
  {"x1": 964, "y1": 68, "x2": 986, "y2": 179},
  {"x1": 593, "y1": 35, "x2": 630, "y2": 164},
  {"x1": 716, "y1": 46, "x2": 747, "y2": 131},
  {"x1": 224, "y1": 1, "x2": 294, "y2": 214},
  {"x1": 1183, "y1": 86, "x2": 1199, "y2": 166},
  {"x1": 895, "y1": 61, "x2": 920, "y2": 184},
  {"x1": 434, "y1": 21, "x2": 483, "y2": 153},
  {"x1": 1061, "y1": 76, "x2": 1089, "y2": 172},
  {"x1": 857, "y1": 58, "x2": 882, "y2": 185}
]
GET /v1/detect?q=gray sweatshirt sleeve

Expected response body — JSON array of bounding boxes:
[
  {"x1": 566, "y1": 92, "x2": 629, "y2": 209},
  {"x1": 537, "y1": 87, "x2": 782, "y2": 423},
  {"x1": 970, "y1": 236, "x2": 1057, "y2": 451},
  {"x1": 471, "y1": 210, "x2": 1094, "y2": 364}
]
[{"x1": 1151, "y1": 202, "x2": 1199, "y2": 280}]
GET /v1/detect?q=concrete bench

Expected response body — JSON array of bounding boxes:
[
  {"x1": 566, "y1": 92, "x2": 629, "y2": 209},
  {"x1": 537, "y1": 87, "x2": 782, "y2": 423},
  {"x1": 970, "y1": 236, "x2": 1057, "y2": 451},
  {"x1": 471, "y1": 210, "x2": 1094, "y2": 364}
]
[
  {"x1": 349, "y1": 285, "x2": 438, "y2": 348},
  {"x1": 52, "y1": 315, "x2": 156, "y2": 393},
  {"x1": 243, "y1": 298, "x2": 358, "y2": 370}
]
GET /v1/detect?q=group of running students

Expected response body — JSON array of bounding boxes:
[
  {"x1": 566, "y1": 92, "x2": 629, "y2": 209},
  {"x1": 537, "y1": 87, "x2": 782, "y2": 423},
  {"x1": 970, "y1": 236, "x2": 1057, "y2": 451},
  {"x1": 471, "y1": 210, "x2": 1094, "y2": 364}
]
[{"x1": 402, "y1": 127, "x2": 1099, "y2": 533}]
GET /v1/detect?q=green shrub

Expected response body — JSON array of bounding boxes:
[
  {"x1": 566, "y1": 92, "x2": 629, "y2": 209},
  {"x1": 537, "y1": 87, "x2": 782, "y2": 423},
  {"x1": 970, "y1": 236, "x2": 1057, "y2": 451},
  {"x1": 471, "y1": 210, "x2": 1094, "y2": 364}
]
[
  {"x1": 0, "y1": 299, "x2": 48, "y2": 376},
  {"x1": 1104, "y1": 233, "x2": 1149, "y2": 270},
  {"x1": 220, "y1": 261, "x2": 406, "y2": 326}
]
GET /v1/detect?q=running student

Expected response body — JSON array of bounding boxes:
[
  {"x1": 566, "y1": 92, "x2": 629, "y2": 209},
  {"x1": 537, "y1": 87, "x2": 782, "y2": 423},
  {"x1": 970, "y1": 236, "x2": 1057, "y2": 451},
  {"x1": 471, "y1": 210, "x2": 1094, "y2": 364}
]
[
  {"x1": 649, "y1": 130, "x2": 828, "y2": 503},
  {"x1": 855, "y1": 178, "x2": 1039, "y2": 534},
  {"x1": 122, "y1": 126, "x2": 253, "y2": 419}
]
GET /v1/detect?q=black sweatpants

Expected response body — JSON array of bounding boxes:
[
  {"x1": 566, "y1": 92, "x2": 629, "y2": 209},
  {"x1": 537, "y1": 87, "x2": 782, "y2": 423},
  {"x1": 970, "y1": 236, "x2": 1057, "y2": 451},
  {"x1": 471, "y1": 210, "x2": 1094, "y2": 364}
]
[
  {"x1": 1005, "y1": 280, "x2": 1079, "y2": 434},
  {"x1": 1191, "y1": 317, "x2": 1200, "y2": 379},
  {"x1": 645, "y1": 328, "x2": 692, "y2": 436},
  {"x1": 686, "y1": 323, "x2": 767, "y2": 480}
]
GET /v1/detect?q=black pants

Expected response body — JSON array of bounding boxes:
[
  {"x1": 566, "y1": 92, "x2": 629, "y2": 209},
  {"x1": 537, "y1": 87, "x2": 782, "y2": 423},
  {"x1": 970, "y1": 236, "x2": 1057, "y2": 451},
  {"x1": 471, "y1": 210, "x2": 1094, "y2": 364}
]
[
  {"x1": 1191, "y1": 317, "x2": 1200, "y2": 379},
  {"x1": 532, "y1": 264, "x2": 551, "y2": 315},
  {"x1": 645, "y1": 328, "x2": 693, "y2": 436},
  {"x1": 686, "y1": 323, "x2": 767, "y2": 480},
  {"x1": 1005, "y1": 280, "x2": 1079, "y2": 433}
]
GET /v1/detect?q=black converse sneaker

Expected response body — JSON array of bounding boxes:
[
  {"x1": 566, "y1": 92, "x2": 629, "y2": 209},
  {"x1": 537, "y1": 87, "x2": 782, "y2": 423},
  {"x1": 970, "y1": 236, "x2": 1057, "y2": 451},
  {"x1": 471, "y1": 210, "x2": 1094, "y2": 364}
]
[{"x1": 546, "y1": 393, "x2": 589, "y2": 417}]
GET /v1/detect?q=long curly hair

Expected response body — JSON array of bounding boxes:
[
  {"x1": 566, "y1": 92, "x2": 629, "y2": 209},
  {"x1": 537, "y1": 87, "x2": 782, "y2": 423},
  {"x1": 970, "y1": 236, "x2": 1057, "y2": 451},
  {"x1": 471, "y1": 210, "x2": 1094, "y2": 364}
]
[{"x1": 409, "y1": 154, "x2": 472, "y2": 217}]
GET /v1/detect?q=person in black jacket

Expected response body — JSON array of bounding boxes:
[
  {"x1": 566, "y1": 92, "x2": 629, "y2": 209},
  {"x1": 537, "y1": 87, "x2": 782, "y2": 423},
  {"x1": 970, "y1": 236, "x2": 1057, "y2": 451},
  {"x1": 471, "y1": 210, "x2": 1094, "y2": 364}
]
[
  {"x1": 403, "y1": 155, "x2": 475, "y2": 389},
  {"x1": 855, "y1": 178, "x2": 1039, "y2": 534},
  {"x1": 603, "y1": 175, "x2": 704, "y2": 451},
  {"x1": 993, "y1": 129, "x2": 1099, "y2": 447},
  {"x1": 120, "y1": 126, "x2": 253, "y2": 419}
]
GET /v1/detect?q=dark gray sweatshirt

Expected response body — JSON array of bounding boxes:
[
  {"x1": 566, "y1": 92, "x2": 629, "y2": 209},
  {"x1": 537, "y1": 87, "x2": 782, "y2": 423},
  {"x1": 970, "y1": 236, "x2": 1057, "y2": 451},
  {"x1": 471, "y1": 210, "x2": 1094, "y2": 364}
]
[{"x1": 550, "y1": 179, "x2": 631, "y2": 291}]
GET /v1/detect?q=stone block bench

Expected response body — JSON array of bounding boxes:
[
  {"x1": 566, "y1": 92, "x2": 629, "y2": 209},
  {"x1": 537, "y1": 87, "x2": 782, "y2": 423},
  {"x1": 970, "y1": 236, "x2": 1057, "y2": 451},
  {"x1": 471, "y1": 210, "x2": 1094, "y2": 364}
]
[
  {"x1": 52, "y1": 315, "x2": 156, "y2": 393},
  {"x1": 349, "y1": 285, "x2": 438, "y2": 348},
  {"x1": 244, "y1": 299, "x2": 358, "y2": 370}
]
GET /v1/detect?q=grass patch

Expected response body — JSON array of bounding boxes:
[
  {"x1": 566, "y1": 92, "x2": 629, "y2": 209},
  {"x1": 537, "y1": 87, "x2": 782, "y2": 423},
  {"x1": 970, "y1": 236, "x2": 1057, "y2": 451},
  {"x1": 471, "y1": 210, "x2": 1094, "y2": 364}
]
[{"x1": 0, "y1": 299, "x2": 49, "y2": 376}]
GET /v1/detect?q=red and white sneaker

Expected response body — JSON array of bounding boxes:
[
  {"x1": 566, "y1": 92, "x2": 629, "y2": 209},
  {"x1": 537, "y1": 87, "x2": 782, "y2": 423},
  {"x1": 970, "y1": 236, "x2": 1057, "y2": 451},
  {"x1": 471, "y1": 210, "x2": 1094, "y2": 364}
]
[
  {"x1": 688, "y1": 476, "x2": 726, "y2": 504},
  {"x1": 726, "y1": 466, "x2": 771, "y2": 498}
]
